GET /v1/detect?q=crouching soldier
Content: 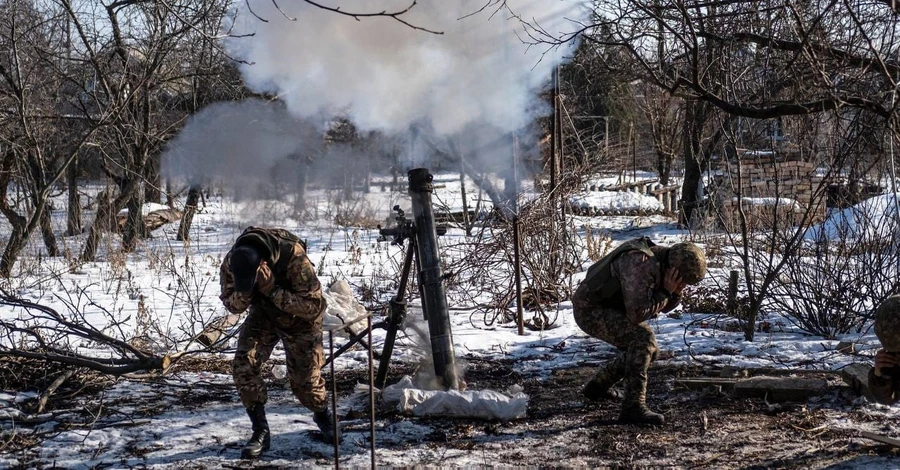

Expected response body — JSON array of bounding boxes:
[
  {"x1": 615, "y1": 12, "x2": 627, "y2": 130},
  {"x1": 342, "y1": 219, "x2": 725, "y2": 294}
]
[
  {"x1": 219, "y1": 226, "x2": 340, "y2": 459},
  {"x1": 573, "y1": 237, "x2": 706, "y2": 425},
  {"x1": 869, "y1": 295, "x2": 900, "y2": 405}
]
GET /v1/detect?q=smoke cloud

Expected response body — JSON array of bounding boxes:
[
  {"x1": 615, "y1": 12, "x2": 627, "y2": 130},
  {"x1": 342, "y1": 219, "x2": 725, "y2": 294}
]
[
  {"x1": 163, "y1": 1, "x2": 586, "y2": 201},
  {"x1": 227, "y1": 1, "x2": 584, "y2": 137}
]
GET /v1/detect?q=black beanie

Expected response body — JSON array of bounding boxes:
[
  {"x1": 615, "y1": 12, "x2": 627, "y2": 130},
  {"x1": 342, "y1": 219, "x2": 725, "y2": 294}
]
[{"x1": 230, "y1": 245, "x2": 261, "y2": 293}]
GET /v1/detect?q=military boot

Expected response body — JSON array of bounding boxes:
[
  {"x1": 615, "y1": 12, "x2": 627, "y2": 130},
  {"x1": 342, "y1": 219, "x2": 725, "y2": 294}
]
[
  {"x1": 583, "y1": 355, "x2": 626, "y2": 401},
  {"x1": 620, "y1": 367, "x2": 664, "y2": 425},
  {"x1": 241, "y1": 404, "x2": 271, "y2": 459},
  {"x1": 313, "y1": 407, "x2": 342, "y2": 445},
  {"x1": 619, "y1": 403, "x2": 665, "y2": 425}
]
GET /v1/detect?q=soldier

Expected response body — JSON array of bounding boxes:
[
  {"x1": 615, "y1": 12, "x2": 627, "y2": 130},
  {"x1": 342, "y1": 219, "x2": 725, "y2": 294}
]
[
  {"x1": 573, "y1": 237, "x2": 706, "y2": 425},
  {"x1": 869, "y1": 295, "x2": 900, "y2": 405},
  {"x1": 220, "y1": 226, "x2": 340, "y2": 460}
]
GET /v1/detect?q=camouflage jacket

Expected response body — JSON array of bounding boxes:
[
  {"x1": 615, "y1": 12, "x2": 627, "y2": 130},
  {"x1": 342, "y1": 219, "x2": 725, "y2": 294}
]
[
  {"x1": 576, "y1": 245, "x2": 681, "y2": 324},
  {"x1": 868, "y1": 367, "x2": 900, "y2": 405},
  {"x1": 219, "y1": 227, "x2": 326, "y2": 321}
]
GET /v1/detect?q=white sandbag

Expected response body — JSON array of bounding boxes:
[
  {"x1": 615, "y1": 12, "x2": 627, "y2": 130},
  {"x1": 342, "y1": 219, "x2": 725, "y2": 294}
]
[
  {"x1": 384, "y1": 375, "x2": 528, "y2": 422},
  {"x1": 323, "y1": 279, "x2": 368, "y2": 337},
  {"x1": 382, "y1": 376, "x2": 417, "y2": 405}
]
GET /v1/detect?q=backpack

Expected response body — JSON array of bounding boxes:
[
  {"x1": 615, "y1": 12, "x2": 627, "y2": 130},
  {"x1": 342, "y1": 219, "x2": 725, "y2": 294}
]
[
  {"x1": 582, "y1": 236, "x2": 657, "y2": 301},
  {"x1": 239, "y1": 226, "x2": 308, "y2": 277}
]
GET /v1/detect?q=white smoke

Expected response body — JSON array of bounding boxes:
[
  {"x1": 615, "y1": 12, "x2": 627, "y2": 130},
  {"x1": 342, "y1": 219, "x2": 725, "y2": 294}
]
[
  {"x1": 163, "y1": 1, "x2": 586, "y2": 202},
  {"x1": 226, "y1": 0, "x2": 586, "y2": 137},
  {"x1": 162, "y1": 99, "x2": 321, "y2": 189}
]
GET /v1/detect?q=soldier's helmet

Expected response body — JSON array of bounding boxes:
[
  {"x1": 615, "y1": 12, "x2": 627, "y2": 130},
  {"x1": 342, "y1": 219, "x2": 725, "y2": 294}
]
[
  {"x1": 875, "y1": 295, "x2": 900, "y2": 351},
  {"x1": 668, "y1": 242, "x2": 707, "y2": 285}
]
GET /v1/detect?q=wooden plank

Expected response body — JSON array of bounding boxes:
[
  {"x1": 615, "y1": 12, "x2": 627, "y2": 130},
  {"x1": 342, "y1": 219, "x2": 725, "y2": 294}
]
[
  {"x1": 861, "y1": 431, "x2": 900, "y2": 448},
  {"x1": 674, "y1": 377, "x2": 740, "y2": 391}
]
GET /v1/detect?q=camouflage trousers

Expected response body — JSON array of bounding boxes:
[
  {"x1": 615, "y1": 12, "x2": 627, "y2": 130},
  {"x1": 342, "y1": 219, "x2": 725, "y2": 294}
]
[
  {"x1": 573, "y1": 297, "x2": 659, "y2": 407},
  {"x1": 233, "y1": 305, "x2": 327, "y2": 412}
]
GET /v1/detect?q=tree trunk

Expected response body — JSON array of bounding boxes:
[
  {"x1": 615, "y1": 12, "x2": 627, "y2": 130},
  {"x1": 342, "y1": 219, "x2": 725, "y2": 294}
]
[
  {"x1": 81, "y1": 180, "x2": 137, "y2": 262},
  {"x1": 39, "y1": 210, "x2": 58, "y2": 257},
  {"x1": 176, "y1": 185, "x2": 202, "y2": 242},
  {"x1": 0, "y1": 220, "x2": 26, "y2": 278},
  {"x1": 657, "y1": 151, "x2": 673, "y2": 186},
  {"x1": 144, "y1": 154, "x2": 161, "y2": 205},
  {"x1": 66, "y1": 158, "x2": 82, "y2": 236},
  {"x1": 680, "y1": 100, "x2": 707, "y2": 226},
  {"x1": 123, "y1": 184, "x2": 147, "y2": 252}
]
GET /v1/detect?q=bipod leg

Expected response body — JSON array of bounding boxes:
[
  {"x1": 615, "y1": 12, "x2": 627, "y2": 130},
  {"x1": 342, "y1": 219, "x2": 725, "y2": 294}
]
[
  {"x1": 375, "y1": 241, "x2": 415, "y2": 389},
  {"x1": 324, "y1": 320, "x2": 387, "y2": 368}
]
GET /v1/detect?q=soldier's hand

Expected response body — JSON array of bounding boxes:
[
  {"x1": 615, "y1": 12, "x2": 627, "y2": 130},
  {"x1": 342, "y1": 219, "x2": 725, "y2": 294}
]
[
  {"x1": 257, "y1": 262, "x2": 275, "y2": 295},
  {"x1": 874, "y1": 349, "x2": 900, "y2": 377},
  {"x1": 663, "y1": 267, "x2": 685, "y2": 295}
]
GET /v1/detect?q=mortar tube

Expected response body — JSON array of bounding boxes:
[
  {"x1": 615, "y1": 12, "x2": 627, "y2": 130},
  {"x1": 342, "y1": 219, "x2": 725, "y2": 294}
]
[{"x1": 408, "y1": 168, "x2": 459, "y2": 391}]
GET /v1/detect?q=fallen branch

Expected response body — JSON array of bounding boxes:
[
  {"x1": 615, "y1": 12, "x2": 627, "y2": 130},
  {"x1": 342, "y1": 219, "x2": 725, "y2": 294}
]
[{"x1": 37, "y1": 370, "x2": 76, "y2": 414}]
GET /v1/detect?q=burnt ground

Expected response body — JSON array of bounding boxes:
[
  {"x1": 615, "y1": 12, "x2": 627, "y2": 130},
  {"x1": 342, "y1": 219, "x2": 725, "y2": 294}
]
[
  {"x1": 1, "y1": 355, "x2": 900, "y2": 468},
  {"x1": 334, "y1": 357, "x2": 900, "y2": 468}
]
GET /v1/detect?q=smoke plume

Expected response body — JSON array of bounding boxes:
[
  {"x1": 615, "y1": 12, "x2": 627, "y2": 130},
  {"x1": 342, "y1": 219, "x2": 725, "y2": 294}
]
[
  {"x1": 227, "y1": 1, "x2": 584, "y2": 137},
  {"x1": 163, "y1": 1, "x2": 586, "y2": 200}
]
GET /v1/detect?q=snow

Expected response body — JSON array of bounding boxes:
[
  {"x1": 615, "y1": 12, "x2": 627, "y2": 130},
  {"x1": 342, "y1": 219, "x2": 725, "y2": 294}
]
[
  {"x1": 805, "y1": 192, "x2": 900, "y2": 241},
  {"x1": 733, "y1": 196, "x2": 804, "y2": 210},
  {"x1": 569, "y1": 190, "x2": 664, "y2": 212},
  {"x1": 0, "y1": 177, "x2": 898, "y2": 467}
]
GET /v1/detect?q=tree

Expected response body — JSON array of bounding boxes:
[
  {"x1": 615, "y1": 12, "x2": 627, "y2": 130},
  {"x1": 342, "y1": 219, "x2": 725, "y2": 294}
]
[
  {"x1": 0, "y1": 0, "x2": 100, "y2": 277},
  {"x1": 525, "y1": 0, "x2": 900, "y2": 223}
]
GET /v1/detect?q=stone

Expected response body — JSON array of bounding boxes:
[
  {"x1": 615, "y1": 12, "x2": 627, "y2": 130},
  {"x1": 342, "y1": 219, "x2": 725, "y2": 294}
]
[{"x1": 840, "y1": 362, "x2": 878, "y2": 402}]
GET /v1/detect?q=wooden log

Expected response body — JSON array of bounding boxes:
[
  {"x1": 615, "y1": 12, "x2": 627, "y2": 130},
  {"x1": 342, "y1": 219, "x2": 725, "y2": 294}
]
[{"x1": 196, "y1": 313, "x2": 242, "y2": 347}]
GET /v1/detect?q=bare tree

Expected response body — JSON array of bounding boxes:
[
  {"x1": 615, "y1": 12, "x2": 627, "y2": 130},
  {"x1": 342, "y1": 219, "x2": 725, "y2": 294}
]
[
  {"x1": 0, "y1": 0, "x2": 103, "y2": 277},
  {"x1": 520, "y1": 0, "x2": 900, "y2": 223}
]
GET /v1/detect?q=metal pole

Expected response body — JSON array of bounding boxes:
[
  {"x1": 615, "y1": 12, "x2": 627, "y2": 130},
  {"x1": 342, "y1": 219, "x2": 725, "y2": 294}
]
[
  {"x1": 329, "y1": 330, "x2": 340, "y2": 469},
  {"x1": 368, "y1": 315, "x2": 376, "y2": 468},
  {"x1": 407, "y1": 168, "x2": 459, "y2": 390},
  {"x1": 513, "y1": 216, "x2": 524, "y2": 335}
]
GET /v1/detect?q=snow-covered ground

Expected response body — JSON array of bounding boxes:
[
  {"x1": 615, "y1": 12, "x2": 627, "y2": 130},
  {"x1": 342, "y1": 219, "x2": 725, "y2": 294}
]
[{"x1": 0, "y1": 173, "x2": 897, "y2": 468}]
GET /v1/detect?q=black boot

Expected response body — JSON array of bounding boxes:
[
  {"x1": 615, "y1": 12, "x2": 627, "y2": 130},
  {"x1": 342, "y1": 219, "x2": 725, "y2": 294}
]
[
  {"x1": 619, "y1": 403, "x2": 665, "y2": 426},
  {"x1": 583, "y1": 379, "x2": 623, "y2": 401},
  {"x1": 313, "y1": 407, "x2": 342, "y2": 445},
  {"x1": 241, "y1": 404, "x2": 271, "y2": 459},
  {"x1": 583, "y1": 354, "x2": 626, "y2": 401}
]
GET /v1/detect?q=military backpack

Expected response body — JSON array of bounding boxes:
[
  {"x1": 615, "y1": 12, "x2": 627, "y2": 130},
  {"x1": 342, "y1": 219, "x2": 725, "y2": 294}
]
[{"x1": 582, "y1": 236, "x2": 657, "y2": 302}]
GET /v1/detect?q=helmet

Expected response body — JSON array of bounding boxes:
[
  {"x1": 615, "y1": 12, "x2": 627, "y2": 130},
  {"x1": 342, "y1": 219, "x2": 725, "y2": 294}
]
[
  {"x1": 875, "y1": 295, "x2": 900, "y2": 351},
  {"x1": 668, "y1": 242, "x2": 707, "y2": 285}
]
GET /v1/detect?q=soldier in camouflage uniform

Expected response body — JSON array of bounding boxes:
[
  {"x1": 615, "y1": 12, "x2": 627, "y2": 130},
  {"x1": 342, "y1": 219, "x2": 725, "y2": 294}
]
[
  {"x1": 869, "y1": 295, "x2": 900, "y2": 405},
  {"x1": 220, "y1": 226, "x2": 339, "y2": 459},
  {"x1": 573, "y1": 237, "x2": 706, "y2": 425}
]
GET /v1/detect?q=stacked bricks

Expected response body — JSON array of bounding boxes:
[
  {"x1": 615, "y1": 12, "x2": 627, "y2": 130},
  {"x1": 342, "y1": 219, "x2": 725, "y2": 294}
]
[{"x1": 716, "y1": 159, "x2": 826, "y2": 231}]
